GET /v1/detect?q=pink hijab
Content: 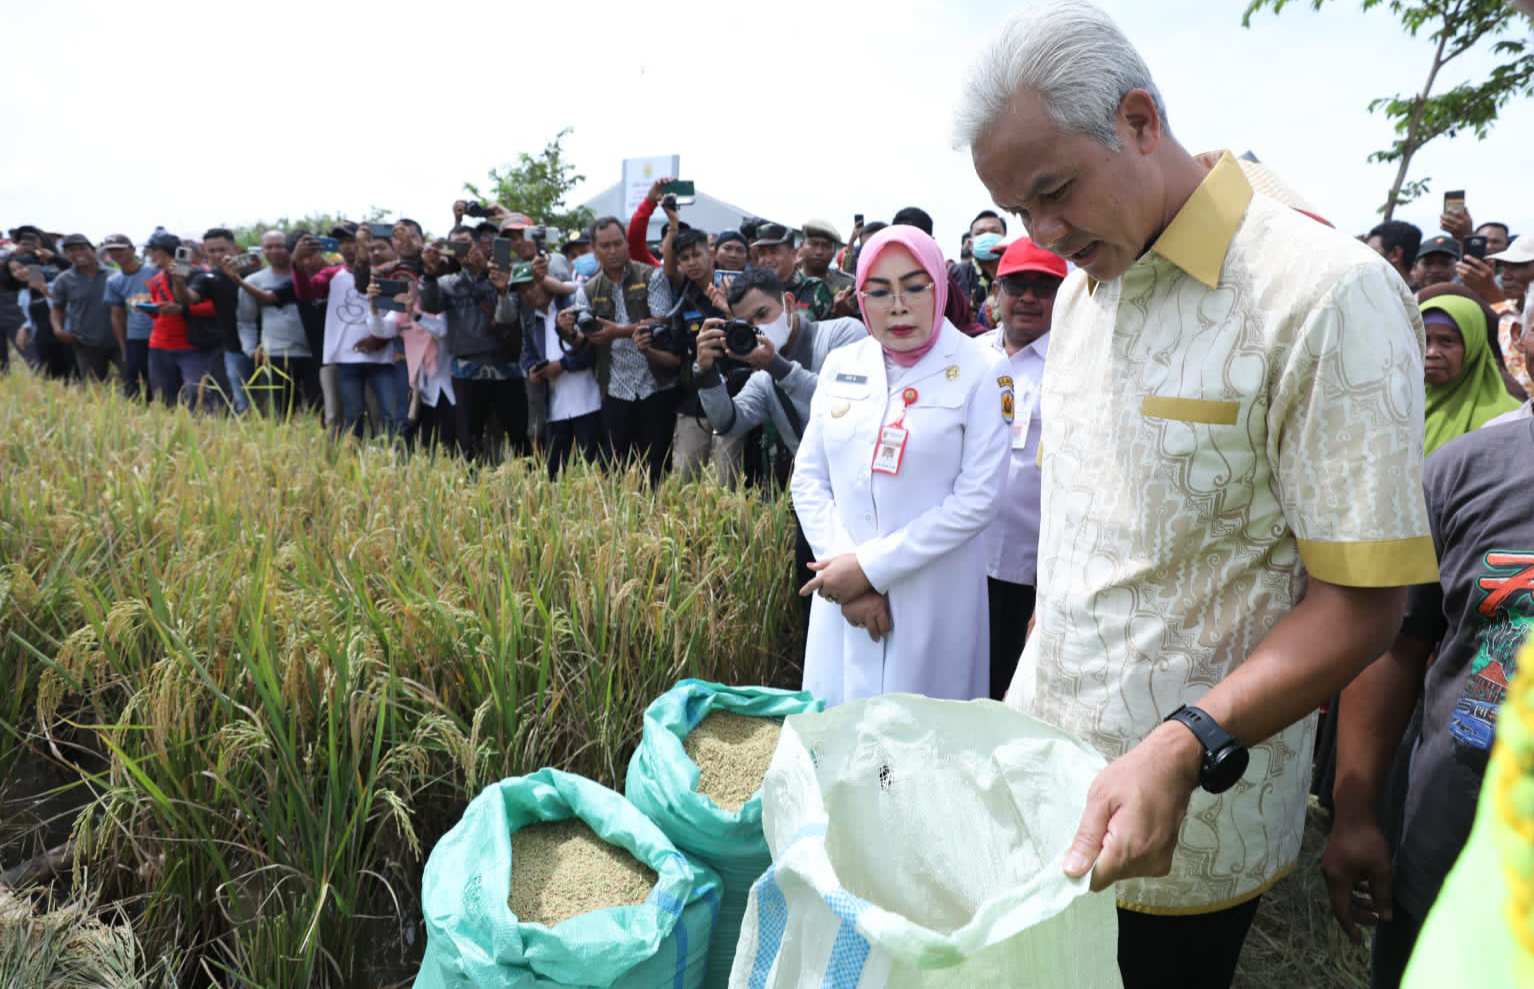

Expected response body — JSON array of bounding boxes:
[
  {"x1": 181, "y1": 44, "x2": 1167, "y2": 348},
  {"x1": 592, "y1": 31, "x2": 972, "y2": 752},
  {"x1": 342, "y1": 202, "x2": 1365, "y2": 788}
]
[{"x1": 855, "y1": 224, "x2": 950, "y2": 367}]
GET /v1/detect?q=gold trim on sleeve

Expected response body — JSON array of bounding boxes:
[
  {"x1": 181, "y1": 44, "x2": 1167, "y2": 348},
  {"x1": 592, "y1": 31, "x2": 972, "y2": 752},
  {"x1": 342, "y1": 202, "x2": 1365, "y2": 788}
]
[
  {"x1": 1141, "y1": 396, "x2": 1240, "y2": 425},
  {"x1": 1298, "y1": 536, "x2": 1440, "y2": 587}
]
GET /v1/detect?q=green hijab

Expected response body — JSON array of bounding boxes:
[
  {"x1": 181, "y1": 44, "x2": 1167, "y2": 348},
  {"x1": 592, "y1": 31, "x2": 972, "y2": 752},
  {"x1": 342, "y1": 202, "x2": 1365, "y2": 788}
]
[{"x1": 1421, "y1": 294, "x2": 1520, "y2": 456}]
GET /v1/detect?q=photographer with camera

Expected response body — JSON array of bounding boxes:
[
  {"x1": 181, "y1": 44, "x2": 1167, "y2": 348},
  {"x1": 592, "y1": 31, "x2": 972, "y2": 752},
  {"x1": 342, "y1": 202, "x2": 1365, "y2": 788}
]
[
  {"x1": 183, "y1": 228, "x2": 277, "y2": 414},
  {"x1": 521, "y1": 267, "x2": 601, "y2": 477},
  {"x1": 419, "y1": 225, "x2": 526, "y2": 461},
  {"x1": 143, "y1": 231, "x2": 220, "y2": 409},
  {"x1": 641, "y1": 223, "x2": 744, "y2": 483},
  {"x1": 236, "y1": 230, "x2": 315, "y2": 417},
  {"x1": 570, "y1": 216, "x2": 678, "y2": 485},
  {"x1": 694, "y1": 265, "x2": 866, "y2": 462}
]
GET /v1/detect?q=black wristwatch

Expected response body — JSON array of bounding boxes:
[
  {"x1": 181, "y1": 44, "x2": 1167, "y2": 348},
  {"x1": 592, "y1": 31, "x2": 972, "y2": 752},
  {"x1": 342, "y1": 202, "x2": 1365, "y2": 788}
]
[{"x1": 1165, "y1": 705, "x2": 1249, "y2": 794}]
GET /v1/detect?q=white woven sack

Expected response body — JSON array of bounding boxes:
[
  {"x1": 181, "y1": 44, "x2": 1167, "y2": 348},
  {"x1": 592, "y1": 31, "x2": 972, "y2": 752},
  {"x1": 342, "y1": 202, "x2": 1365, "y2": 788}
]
[{"x1": 729, "y1": 694, "x2": 1122, "y2": 988}]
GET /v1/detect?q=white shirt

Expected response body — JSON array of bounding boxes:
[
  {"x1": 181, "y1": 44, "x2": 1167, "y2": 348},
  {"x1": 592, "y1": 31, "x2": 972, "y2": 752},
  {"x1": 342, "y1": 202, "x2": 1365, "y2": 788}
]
[
  {"x1": 980, "y1": 328, "x2": 1047, "y2": 586},
  {"x1": 542, "y1": 304, "x2": 601, "y2": 423},
  {"x1": 323, "y1": 268, "x2": 392, "y2": 365}
]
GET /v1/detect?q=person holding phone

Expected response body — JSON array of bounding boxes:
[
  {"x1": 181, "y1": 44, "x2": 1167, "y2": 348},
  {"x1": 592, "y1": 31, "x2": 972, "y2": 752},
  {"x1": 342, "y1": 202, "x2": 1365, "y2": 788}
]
[
  {"x1": 236, "y1": 230, "x2": 315, "y2": 417},
  {"x1": 418, "y1": 226, "x2": 527, "y2": 461},
  {"x1": 143, "y1": 231, "x2": 220, "y2": 409}
]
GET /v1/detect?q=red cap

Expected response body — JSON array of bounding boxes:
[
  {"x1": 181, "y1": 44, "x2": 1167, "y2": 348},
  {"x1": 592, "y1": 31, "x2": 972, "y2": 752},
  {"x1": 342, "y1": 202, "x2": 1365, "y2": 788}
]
[{"x1": 996, "y1": 237, "x2": 1067, "y2": 279}]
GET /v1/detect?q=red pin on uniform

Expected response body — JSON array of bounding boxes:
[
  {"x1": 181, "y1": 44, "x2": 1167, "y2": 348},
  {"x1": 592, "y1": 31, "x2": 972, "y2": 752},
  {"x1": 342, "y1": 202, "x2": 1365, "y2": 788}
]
[{"x1": 901, "y1": 387, "x2": 919, "y2": 405}]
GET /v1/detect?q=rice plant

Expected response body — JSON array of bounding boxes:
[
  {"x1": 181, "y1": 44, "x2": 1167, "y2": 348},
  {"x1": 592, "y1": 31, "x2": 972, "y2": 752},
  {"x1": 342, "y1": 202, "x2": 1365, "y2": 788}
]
[{"x1": 0, "y1": 371, "x2": 802, "y2": 986}]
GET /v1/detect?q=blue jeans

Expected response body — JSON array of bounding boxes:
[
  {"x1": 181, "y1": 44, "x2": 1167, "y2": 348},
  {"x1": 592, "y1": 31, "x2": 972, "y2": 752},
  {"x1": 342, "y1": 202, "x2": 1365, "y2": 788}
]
[
  {"x1": 336, "y1": 362, "x2": 407, "y2": 437},
  {"x1": 147, "y1": 347, "x2": 218, "y2": 410},
  {"x1": 224, "y1": 349, "x2": 256, "y2": 415}
]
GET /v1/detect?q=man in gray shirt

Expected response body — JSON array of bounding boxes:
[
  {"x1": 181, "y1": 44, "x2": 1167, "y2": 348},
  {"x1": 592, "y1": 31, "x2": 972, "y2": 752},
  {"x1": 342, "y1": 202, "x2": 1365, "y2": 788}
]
[
  {"x1": 692, "y1": 266, "x2": 865, "y2": 454},
  {"x1": 238, "y1": 230, "x2": 315, "y2": 416},
  {"x1": 50, "y1": 233, "x2": 118, "y2": 381}
]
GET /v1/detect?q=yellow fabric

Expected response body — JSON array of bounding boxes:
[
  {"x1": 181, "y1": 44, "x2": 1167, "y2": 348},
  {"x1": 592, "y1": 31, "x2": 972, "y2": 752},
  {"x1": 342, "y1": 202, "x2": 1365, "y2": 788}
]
[
  {"x1": 1297, "y1": 536, "x2": 1439, "y2": 588},
  {"x1": 1149, "y1": 151, "x2": 1253, "y2": 289},
  {"x1": 1012, "y1": 169, "x2": 1436, "y2": 914},
  {"x1": 1140, "y1": 396, "x2": 1241, "y2": 425}
]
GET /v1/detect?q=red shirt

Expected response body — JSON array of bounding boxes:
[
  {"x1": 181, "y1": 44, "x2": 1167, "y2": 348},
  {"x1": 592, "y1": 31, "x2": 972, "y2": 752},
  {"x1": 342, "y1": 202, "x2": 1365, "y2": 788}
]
[
  {"x1": 626, "y1": 198, "x2": 661, "y2": 267},
  {"x1": 146, "y1": 269, "x2": 213, "y2": 351}
]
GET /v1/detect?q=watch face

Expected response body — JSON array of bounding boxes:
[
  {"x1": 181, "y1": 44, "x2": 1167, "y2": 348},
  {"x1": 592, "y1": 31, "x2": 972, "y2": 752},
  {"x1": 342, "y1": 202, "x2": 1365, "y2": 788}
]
[{"x1": 1203, "y1": 745, "x2": 1251, "y2": 794}]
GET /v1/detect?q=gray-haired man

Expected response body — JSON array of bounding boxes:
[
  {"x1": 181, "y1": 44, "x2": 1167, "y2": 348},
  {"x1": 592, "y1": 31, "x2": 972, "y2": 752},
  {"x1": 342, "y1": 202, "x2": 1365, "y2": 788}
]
[{"x1": 958, "y1": 2, "x2": 1437, "y2": 984}]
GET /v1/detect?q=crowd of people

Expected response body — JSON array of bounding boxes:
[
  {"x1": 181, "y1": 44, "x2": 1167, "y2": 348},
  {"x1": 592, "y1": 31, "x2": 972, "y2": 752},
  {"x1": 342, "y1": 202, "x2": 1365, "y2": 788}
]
[{"x1": 3, "y1": 1, "x2": 1532, "y2": 986}]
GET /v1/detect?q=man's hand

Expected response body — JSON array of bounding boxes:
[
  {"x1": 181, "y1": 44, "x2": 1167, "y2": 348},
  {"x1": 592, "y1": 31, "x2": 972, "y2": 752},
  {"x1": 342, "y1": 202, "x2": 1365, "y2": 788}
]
[
  {"x1": 157, "y1": 301, "x2": 182, "y2": 316},
  {"x1": 556, "y1": 308, "x2": 578, "y2": 333},
  {"x1": 252, "y1": 346, "x2": 268, "y2": 367},
  {"x1": 1456, "y1": 256, "x2": 1505, "y2": 304},
  {"x1": 832, "y1": 286, "x2": 858, "y2": 318},
  {"x1": 488, "y1": 263, "x2": 510, "y2": 294},
  {"x1": 705, "y1": 282, "x2": 730, "y2": 313},
  {"x1": 695, "y1": 319, "x2": 727, "y2": 371},
  {"x1": 799, "y1": 553, "x2": 873, "y2": 604},
  {"x1": 292, "y1": 236, "x2": 315, "y2": 263},
  {"x1": 742, "y1": 330, "x2": 778, "y2": 370},
  {"x1": 634, "y1": 325, "x2": 655, "y2": 353},
  {"x1": 1439, "y1": 208, "x2": 1474, "y2": 240},
  {"x1": 840, "y1": 591, "x2": 892, "y2": 641},
  {"x1": 452, "y1": 200, "x2": 468, "y2": 225},
  {"x1": 218, "y1": 256, "x2": 243, "y2": 281},
  {"x1": 354, "y1": 223, "x2": 372, "y2": 246},
  {"x1": 1063, "y1": 720, "x2": 1203, "y2": 891},
  {"x1": 354, "y1": 335, "x2": 391, "y2": 354},
  {"x1": 532, "y1": 255, "x2": 549, "y2": 283},
  {"x1": 543, "y1": 359, "x2": 565, "y2": 382},
  {"x1": 646, "y1": 177, "x2": 674, "y2": 206},
  {"x1": 588, "y1": 321, "x2": 628, "y2": 346},
  {"x1": 55, "y1": 328, "x2": 77, "y2": 345},
  {"x1": 1321, "y1": 814, "x2": 1394, "y2": 944}
]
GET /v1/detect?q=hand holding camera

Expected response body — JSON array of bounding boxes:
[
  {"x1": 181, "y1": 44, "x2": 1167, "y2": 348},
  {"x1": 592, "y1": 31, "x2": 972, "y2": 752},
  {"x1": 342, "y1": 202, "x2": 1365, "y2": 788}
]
[
  {"x1": 695, "y1": 319, "x2": 728, "y2": 371},
  {"x1": 421, "y1": 243, "x2": 446, "y2": 277},
  {"x1": 646, "y1": 177, "x2": 674, "y2": 206},
  {"x1": 488, "y1": 263, "x2": 510, "y2": 295}
]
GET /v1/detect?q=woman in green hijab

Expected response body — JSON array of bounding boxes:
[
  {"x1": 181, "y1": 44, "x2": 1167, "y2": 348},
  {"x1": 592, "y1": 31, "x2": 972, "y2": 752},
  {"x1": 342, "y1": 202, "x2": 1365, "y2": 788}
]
[{"x1": 1419, "y1": 285, "x2": 1520, "y2": 456}]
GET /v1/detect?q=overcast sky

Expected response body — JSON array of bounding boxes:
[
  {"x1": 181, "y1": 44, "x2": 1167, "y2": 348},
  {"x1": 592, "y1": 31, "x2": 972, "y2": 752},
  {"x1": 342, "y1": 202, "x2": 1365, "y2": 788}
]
[{"x1": 5, "y1": 1, "x2": 1531, "y2": 254}]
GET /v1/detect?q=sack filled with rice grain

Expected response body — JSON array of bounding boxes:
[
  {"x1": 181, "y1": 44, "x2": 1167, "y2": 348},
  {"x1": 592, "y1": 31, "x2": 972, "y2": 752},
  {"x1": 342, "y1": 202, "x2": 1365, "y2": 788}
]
[
  {"x1": 415, "y1": 767, "x2": 721, "y2": 989},
  {"x1": 626, "y1": 680, "x2": 823, "y2": 989}
]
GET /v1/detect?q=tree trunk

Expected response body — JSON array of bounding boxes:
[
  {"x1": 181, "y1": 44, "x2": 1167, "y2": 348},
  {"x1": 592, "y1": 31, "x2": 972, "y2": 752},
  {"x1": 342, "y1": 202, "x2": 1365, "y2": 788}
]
[{"x1": 1381, "y1": 19, "x2": 1454, "y2": 219}]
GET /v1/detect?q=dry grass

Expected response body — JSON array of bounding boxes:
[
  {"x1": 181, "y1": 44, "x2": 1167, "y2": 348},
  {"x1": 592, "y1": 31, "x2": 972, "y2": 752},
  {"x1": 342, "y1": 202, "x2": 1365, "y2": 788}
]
[{"x1": 1234, "y1": 798, "x2": 1371, "y2": 989}]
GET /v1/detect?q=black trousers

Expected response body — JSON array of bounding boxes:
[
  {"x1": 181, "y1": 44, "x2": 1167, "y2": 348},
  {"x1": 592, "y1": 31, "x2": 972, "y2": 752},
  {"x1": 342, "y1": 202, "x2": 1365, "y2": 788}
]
[
  {"x1": 546, "y1": 410, "x2": 604, "y2": 478},
  {"x1": 454, "y1": 376, "x2": 530, "y2": 463},
  {"x1": 256, "y1": 356, "x2": 318, "y2": 419},
  {"x1": 412, "y1": 397, "x2": 458, "y2": 454},
  {"x1": 122, "y1": 339, "x2": 151, "y2": 399},
  {"x1": 1117, "y1": 897, "x2": 1262, "y2": 989},
  {"x1": 603, "y1": 390, "x2": 679, "y2": 486},
  {"x1": 1370, "y1": 898, "x2": 1423, "y2": 989},
  {"x1": 986, "y1": 578, "x2": 1035, "y2": 701},
  {"x1": 794, "y1": 515, "x2": 815, "y2": 637}
]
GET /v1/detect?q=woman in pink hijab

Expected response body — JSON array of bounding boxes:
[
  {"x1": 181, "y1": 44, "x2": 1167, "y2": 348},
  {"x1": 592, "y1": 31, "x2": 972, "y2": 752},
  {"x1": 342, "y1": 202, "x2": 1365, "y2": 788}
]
[{"x1": 791, "y1": 224, "x2": 1013, "y2": 705}]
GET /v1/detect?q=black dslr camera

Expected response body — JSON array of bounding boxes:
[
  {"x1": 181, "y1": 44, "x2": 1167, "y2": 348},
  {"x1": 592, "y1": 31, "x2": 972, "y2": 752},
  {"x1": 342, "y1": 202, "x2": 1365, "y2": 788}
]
[
  {"x1": 723, "y1": 319, "x2": 760, "y2": 357},
  {"x1": 463, "y1": 202, "x2": 489, "y2": 218},
  {"x1": 577, "y1": 313, "x2": 601, "y2": 335}
]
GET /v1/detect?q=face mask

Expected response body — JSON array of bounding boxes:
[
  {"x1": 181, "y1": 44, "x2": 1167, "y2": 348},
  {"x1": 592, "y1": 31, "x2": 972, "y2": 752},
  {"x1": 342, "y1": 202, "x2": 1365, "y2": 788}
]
[
  {"x1": 573, "y1": 253, "x2": 598, "y2": 278},
  {"x1": 760, "y1": 308, "x2": 792, "y2": 351}
]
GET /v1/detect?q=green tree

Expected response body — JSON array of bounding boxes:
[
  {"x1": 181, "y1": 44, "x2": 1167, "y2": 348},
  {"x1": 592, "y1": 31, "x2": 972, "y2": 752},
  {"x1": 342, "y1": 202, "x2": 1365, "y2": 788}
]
[
  {"x1": 1243, "y1": 0, "x2": 1534, "y2": 218},
  {"x1": 225, "y1": 208, "x2": 391, "y2": 249},
  {"x1": 464, "y1": 128, "x2": 594, "y2": 237}
]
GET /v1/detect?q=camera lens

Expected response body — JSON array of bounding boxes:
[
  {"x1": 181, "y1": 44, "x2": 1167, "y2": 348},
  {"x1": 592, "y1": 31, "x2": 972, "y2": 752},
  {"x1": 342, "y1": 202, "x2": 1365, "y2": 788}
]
[{"x1": 724, "y1": 319, "x2": 759, "y2": 357}]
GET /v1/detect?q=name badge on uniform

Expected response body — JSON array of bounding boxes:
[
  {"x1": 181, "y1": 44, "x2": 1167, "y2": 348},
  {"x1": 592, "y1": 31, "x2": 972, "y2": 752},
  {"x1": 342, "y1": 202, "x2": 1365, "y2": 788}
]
[
  {"x1": 872, "y1": 387, "x2": 919, "y2": 475},
  {"x1": 835, "y1": 372, "x2": 868, "y2": 385},
  {"x1": 1011, "y1": 379, "x2": 1037, "y2": 451},
  {"x1": 871, "y1": 424, "x2": 909, "y2": 475}
]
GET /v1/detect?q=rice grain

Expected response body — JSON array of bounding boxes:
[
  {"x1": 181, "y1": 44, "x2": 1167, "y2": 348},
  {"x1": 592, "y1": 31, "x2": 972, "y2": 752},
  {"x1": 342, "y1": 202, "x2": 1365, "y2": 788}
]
[
  {"x1": 509, "y1": 819, "x2": 658, "y2": 926},
  {"x1": 683, "y1": 711, "x2": 782, "y2": 812}
]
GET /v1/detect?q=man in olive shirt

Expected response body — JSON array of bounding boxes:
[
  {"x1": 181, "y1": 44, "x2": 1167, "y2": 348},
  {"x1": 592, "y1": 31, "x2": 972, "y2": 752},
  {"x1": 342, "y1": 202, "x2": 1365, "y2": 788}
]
[{"x1": 50, "y1": 233, "x2": 118, "y2": 381}]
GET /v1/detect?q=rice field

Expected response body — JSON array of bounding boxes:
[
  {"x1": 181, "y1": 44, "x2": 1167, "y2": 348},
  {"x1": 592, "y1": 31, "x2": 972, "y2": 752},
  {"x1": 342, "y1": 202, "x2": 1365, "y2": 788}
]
[
  {"x1": 0, "y1": 371, "x2": 802, "y2": 986},
  {"x1": 0, "y1": 370, "x2": 1373, "y2": 988}
]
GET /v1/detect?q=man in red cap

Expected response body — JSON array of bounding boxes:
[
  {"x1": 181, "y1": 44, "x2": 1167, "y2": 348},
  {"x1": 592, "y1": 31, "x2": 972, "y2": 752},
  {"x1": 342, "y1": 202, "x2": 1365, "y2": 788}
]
[{"x1": 979, "y1": 237, "x2": 1066, "y2": 700}]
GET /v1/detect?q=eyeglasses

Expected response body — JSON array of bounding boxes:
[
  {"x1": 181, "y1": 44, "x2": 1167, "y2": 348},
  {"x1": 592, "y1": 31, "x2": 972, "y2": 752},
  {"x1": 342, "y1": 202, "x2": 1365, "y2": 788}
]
[
  {"x1": 998, "y1": 274, "x2": 1061, "y2": 298},
  {"x1": 859, "y1": 280, "x2": 935, "y2": 311}
]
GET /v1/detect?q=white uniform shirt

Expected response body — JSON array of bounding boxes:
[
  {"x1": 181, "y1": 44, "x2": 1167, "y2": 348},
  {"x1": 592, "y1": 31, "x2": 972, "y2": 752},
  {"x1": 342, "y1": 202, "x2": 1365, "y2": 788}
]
[
  {"x1": 791, "y1": 323, "x2": 1012, "y2": 706},
  {"x1": 980, "y1": 328, "x2": 1047, "y2": 586}
]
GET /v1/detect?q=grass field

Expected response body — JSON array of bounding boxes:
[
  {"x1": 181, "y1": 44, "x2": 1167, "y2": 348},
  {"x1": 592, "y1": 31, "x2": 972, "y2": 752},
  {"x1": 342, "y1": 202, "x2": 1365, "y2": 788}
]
[{"x1": 0, "y1": 371, "x2": 1372, "y2": 987}]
